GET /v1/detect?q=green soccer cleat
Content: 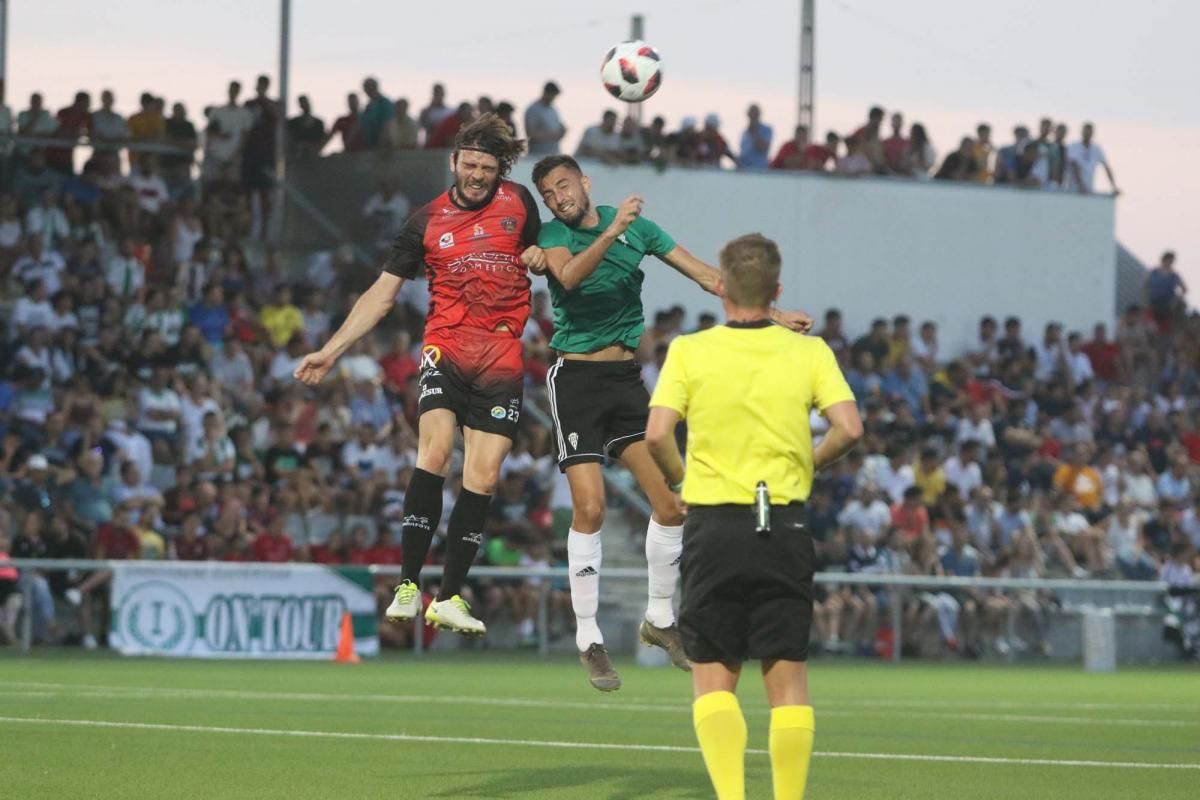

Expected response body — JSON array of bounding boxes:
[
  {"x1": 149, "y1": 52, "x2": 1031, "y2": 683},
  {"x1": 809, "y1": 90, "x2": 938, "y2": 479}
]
[
  {"x1": 639, "y1": 619, "x2": 693, "y2": 672},
  {"x1": 385, "y1": 580, "x2": 422, "y2": 622},
  {"x1": 425, "y1": 595, "x2": 487, "y2": 638},
  {"x1": 580, "y1": 643, "x2": 621, "y2": 692}
]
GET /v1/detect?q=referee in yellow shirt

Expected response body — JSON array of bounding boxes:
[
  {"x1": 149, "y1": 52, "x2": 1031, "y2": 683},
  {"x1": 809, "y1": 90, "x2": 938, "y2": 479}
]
[{"x1": 646, "y1": 233, "x2": 862, "y2": 800}]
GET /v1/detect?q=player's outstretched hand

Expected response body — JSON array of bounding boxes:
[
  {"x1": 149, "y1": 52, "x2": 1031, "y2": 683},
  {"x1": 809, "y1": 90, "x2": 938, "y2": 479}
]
[
  {"x1": 293, "y1": 351, "x2": 337, "y2": 385},
  {"x1": 774, "y1": 309, "x2": 814, "y2": 334},
  {"x1": 521, "y1": 245, "x2": 548, "y2": 275},
  {"x1": 608, "y1": 194, "x2": 644, "y2": 236}
]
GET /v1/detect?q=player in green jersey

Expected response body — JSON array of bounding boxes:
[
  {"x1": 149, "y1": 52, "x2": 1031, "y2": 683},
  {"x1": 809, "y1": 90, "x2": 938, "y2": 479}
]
[{"x1": 520, "y1": 155, "x2": 812, "y2": 691}]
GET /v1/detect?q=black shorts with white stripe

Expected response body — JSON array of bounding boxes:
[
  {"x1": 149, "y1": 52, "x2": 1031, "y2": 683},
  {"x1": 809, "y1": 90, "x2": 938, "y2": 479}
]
[{"x1": 545, "y1": 357, "x2": 650, "y2": 471}]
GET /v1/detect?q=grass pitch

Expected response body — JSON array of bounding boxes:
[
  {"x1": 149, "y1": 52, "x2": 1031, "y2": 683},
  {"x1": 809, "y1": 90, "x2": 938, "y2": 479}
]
[{"x1": 1, "y1": 652, "x2": 1196, "y2": 799}]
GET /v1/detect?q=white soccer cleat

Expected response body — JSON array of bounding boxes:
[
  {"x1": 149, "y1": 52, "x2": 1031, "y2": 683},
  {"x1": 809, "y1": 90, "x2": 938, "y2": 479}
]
[
  {"x1": 425, "y1": 595, "x2": 487, "y2": 638},
  {"x1": 385, "y1": 580, "x2": 423, "y2": 622}
]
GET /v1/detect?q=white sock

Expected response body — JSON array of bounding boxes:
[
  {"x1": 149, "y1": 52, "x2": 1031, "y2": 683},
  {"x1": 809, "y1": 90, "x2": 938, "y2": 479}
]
[
  {"x1": 645, "y1": 518, "x2": 683, "y2": 627},
  {"x1": 568, "y1": 529, "x2": 603, "y2": 651}
]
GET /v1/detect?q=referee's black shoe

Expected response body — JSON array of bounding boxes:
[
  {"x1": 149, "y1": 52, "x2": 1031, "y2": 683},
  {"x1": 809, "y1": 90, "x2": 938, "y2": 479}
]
[
  {"x1": 638, "y1": 620, "x2": 693, "y2": 672},
  {"x1": 580, "y1": 643, "x2": 621, "y2": 692}
]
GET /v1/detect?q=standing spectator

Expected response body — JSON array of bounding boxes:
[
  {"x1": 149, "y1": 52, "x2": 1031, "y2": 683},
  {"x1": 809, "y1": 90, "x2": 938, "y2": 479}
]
[
  {"x1": 242, "y1": 75, "x2": 279, "y2": 239},
  {"x1": 17, "y1": 93, "x2": 57, "y2": 158},
  {"x1": 1033, "y1": 322, "x2": 1065, "y2": 382},
  {"x1": 204, "y1": 82, "x2": 254, "y2": 186},
  {"x1": 495, "y1": 101, "x2": 518, "y2": 137},
  {"x1": 127, "y1": 92, "x2": 165, "y2": 141},
  {"x1": 382, "y1": 98, "x2": 419, "y2": 149},
  {"x1": 697, "y1": 113, "x2": 737, "y2": 167},
  {"x1": 325, "y1": 93, "x2": 363, "y2": 153},
  {"x1": 934, "y1": 138, "x2": 979, "y2": 181},
  {"x1": 1144, "y1": 251, "x2": 1186, "y2": 332},
  {"x1": 575, "y1": 110, "x2": 622, "y2": 163},
  {"x1": 905, "y1": 123, "x2": 936, "y2": 178},
  {"x1": 910, "y1": 320, "x2": 939, "y2": 373},
  {"x1": 882, "y1": 112, "x2": 909, "y2": 173},
  {"x1": 162, "y1": 103, "x2": 199, "y2": 197},
  {"x1": 92, "y1": 89, "x2": 127, "y2": 143},
  {"x1": 46, "y1": 91, "x2": 92, "y2": 175},
  {"x1": 1031, "y1": 117, "x2": 1054, "y2": 184},
  {"x1": 1064, "y1": 332, "x2": 1095, "y2": 386},
  {"x1": 818, "y1": 308, "x2": 850, "y2": 364},
  {"x1": 361, "y1": 177, "x2": 410, "y2": 256},
  {"x1": 105, "y1": 236, "x2": 145, "y2": 300},
  {"x1": 738, "y1": 104, "x2": 773, "y2": 169},
  {"x1": 417, "y1": 83, "x2": 452, "y2": 143},
  {"x1": 287, "y1": 95, "x2": 326, "y2": 160},
  {"x1": 1082, "y1": 323, "x2": 1119, "y2": 384},
  {"x1": 616, "y1": 116, "x2": 643, "y2": 163},
  {"x1": 358, "y1": 77, "x2": 394, "y2": 148},
  {"x1": 126, "y1": 155, "x2": 169, "y2": 217},
  {"x1": 993, "y1": 125, "x2": 1029, "y2": 184},
  {"x1": 525, "y1": 81, "x2": 566, "y2": 156},
  {"x1": 426, "y1": 102, "x2": 474, "y2": 149},
  {"x1": 1066, "y1": 122, "x2": 1118, "y2": 195},
  {"x1": 24, "y1": 191, "x2": 70, "y2": 253},
  {"x1": 770, "y1": 124, "x2": 809, "y2": 170},
  {"x1": 970, "y1": 123, "x2": 993, "y2": 182},
  {"x1": 1048, "y1": 123, "x2": 1069, "y2": 188}
]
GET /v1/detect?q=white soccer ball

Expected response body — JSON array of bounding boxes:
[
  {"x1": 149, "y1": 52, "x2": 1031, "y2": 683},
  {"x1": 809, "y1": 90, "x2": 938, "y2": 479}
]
[{"x1": 600, "y1": 40, "x2": 663, "y2": 103}]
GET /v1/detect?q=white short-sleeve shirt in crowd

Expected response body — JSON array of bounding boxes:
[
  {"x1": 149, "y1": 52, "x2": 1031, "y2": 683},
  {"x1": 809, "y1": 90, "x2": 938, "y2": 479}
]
[
  {"x1": 1066, "y1": 141, "x2": 1107, "y2": 193},
  {"x1": 943, "y1": 456, "x2": 983, "y2": 498},
  {"x1": 138, "y1": 387, "x2": 182, "y2": 435},
  {"x1": 576, "y1": 125, "x2": 623, "y2": 159},
  {"x1": 206, "y1": 104, "x2": 255, "y2": 163}
]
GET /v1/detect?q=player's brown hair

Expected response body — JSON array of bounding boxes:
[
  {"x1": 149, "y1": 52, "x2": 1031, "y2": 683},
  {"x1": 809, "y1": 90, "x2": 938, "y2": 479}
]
[
  {"x1": 454, "y1": 113, "x2": 526, "y2": 178},
  {"x1": 718, "y1": 233, "x2": 782, "y2": 308}
]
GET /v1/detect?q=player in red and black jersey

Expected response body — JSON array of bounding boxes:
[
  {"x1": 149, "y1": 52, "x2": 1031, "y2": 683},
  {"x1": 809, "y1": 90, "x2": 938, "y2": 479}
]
[{"x1": 296, "y1": 115, "x2": 538, "y2": 637}]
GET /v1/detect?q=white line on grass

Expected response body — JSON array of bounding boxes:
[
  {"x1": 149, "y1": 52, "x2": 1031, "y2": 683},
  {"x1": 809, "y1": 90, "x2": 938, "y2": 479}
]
[
  {"x1": 0, "y1": 683, "x2": 1194, "y2": 728},
  {"x1": 1, "y1": 715, "x2": 1197, "y2": 771}
]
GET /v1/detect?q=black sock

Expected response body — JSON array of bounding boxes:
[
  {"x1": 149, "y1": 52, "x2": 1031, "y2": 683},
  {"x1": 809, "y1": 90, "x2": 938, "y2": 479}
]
[
  {"x1": 436, "y1": 489, "x2": 492, "y2": 601},
  {"x1": 399, "y1": 468, "x2": 445, "y2": 585}
]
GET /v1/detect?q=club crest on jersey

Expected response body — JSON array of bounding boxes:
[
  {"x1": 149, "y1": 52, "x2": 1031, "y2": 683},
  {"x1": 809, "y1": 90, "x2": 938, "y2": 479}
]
[
  {"x1": 438, "y1": 232, "x2": 454, "y2": 249},
  {"x1": 501, "y1": 216, "x2": 517, "y2": 232},
  {"x1": 568, "y1": 432, "x2": 579, "y2": 450}
]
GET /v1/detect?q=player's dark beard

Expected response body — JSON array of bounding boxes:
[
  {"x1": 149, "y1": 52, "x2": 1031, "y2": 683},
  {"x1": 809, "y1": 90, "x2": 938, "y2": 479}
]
[
  {"x1": 451, "y1": 176, "x2": 498, "y2": 210},
  {"x1": 556, "y1": 195, "x2": 590, "y2": 227}
]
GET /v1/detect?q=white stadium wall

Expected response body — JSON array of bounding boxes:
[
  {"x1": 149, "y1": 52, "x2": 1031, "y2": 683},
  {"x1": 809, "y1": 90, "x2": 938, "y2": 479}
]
[{"x1": 520, "y1": 162, "x2": 1117, "y2": 357}]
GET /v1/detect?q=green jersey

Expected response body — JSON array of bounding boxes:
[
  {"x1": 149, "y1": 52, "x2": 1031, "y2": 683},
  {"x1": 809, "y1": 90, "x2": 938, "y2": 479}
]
[{"x1": 537, "y1": 206, "x2": 676, "y2": 353}]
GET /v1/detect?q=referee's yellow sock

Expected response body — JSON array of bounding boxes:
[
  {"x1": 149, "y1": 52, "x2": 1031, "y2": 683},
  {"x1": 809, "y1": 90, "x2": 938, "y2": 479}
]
[
  {"x1": 769, "y1": 705, "x2": 815, "y2": 799},
  {"x1": 692, "y1": 691, "x2": 746, "y2": 800}
]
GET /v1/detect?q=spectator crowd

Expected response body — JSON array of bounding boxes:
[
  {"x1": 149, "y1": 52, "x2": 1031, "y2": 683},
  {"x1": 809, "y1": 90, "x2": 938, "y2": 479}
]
[{"x1": 0, "y1": 76, "x2": 1180, "y2": 660}]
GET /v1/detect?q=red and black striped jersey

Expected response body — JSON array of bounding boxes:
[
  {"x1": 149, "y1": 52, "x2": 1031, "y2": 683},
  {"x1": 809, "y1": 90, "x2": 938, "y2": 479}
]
[{"x1": 384, "y1": 180, "x2": 541, "y2": 341}]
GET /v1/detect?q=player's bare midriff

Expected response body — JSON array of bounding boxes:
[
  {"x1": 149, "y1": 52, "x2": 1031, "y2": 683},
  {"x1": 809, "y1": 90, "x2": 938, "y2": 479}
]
[{"x1": 562, "y1": 344, "x2": 636, "y2": 362}]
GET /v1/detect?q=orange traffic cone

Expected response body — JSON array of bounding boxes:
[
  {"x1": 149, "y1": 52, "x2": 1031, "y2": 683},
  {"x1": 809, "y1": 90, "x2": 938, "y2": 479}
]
[{"x1": 334, "y1": 612, "x2": 360, "y2": 663}]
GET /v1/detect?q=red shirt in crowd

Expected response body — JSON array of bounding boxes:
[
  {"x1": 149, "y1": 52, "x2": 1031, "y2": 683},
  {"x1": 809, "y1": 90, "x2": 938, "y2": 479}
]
[
  {"x1": 380, "y1": 351, "x2": 419, "y2": 390},
  {"x1": 426, "y1": 114, "x2": 465, "y2": 149},
  {"x1": 173, "y1": 536, "x2": 209, "y2": 561},
  {"x1": 891, "y1": 503, "x2": 929, "y2": 540},
  {"x1": 370, "y1": 542, "x2": 403, "y2": 565},
  {"x1": 309, "y1": 545, "x2": 346, "y2": 565},
  {"x1": 1082, "y1": 340, "x2": 1119, "y2": 382},
  {"x1": 252, "y1": 532, "x2": 293, "y2": 563},
  {"x1": 770, "y1": 140, "x2": 805, "y2": 170},
  {"x1": 94, "y1": 524, "x2": 141, "y2": 560}
]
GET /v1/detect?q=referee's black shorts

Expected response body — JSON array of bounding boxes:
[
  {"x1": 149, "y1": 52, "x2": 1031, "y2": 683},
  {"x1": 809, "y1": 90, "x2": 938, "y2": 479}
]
[{"x1": 679, "y1": 503, "x2": 814, "y2": 664}]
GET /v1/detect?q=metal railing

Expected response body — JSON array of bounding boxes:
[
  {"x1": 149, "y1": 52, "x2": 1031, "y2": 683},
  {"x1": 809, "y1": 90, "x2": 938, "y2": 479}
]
[{"x1": 4, "y1": 558, "x2": 1177, "y2": 662}]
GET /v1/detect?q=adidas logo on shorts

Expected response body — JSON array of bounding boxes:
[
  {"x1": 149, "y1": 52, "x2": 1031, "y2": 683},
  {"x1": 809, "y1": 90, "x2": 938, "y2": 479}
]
[{"x1": 574, "y1": 566, "x2": 598, "y2": 578}]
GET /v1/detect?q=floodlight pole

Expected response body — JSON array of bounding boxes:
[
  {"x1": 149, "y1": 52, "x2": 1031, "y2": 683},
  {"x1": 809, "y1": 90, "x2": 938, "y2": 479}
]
[
  {"x1": 799, "y1": 0, "x2": 815, "y2": 134},
  {"x1": 0, "y1": 0, "x2": 8, "y2": 105},
  {"x1": 272, "y1": 0, "x2": 291, "y2": 245}
]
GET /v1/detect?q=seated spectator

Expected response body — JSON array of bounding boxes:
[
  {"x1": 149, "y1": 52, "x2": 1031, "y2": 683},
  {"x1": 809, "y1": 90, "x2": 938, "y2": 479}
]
[
  {"x1": 696, "y1": 113, "x2": 736, "y2": 167},
  {"x1": 382, "y1": 97, "x2": 419, "y2": 149},
  {"x1": 905, "y1": 123, "x2": 936, "y2": 178},
  {"x1": 881, "y1": 112, "x2": 909, "y2": 173},
  {"x1": 943, "y1": 440, "x2": 984, "y2": 499},
  {"x1": 260, "y1": 284, "x2": 304, "y2": 348},
  {"x1": 426, "y1": 101, "x2": 474, "y2": 149},
  {"x1": 835, "y1": 137, "x2": 872, "y2": 176}
]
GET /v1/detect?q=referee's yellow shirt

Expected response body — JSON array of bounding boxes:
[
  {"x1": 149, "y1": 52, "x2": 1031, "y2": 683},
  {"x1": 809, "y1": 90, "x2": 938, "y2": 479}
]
[{"x1": 650, "y1": 321, "x2": 855, "y2": 505}]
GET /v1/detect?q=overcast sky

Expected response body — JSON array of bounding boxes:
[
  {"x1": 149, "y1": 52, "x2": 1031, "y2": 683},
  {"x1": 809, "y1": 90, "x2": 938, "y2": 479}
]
[{"x1": 9, "y1": 0, "x2": 1200, "y2": 290}]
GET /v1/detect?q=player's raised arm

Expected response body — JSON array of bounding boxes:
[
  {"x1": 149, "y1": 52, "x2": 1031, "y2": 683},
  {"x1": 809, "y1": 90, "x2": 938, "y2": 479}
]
[
  {"x1": 659, "y1": 244, "x2": 814, "y2": 332},
  {"x1": 534, "y1": 193, "x2": 644, "y2": 290}
]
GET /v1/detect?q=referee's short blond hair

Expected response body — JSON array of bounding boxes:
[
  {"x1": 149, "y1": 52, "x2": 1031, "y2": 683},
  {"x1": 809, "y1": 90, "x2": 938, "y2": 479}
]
[{"x1": 719, "y1": 233, "x2": 782, "y2": 308}]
